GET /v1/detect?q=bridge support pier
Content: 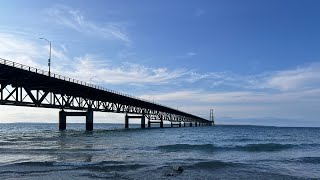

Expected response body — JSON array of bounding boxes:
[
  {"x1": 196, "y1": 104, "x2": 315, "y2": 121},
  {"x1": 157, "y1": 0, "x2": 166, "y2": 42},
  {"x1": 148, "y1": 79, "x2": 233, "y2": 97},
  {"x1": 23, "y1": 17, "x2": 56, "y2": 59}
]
[
  {"x1": 125, "y1": 114, "x2": 129, "y2": 129},
  {"x1": 86, "y1": 110, "x2": 93, "y2": 131},
  {"x1": 141, "y1": 116, "x2": 145, "y2": 129},
  {"x1": 125, "y1": 114, "x2": 145, "y2": 129},
  {"x1": 184, "y1": 122, "x2": 186, "y2": 127},
  {"x1": 59, "y1": 110, "x2": 66, "y2": 130},
  {"x1": 171, "y1": 122, "x2": 181, "y2": 127},
  {"x1": 195, "y1": 122, "x2": 198, "y2": 127},
  {"x1": 59, "y1": 109, "x2": 93, "y2": 131},
  {"x1": 190, "y1": 122, "x2": 192, "y2": 127},
  {"x1": 148, "y1": 120, "x2": 163, "y2": 128}
]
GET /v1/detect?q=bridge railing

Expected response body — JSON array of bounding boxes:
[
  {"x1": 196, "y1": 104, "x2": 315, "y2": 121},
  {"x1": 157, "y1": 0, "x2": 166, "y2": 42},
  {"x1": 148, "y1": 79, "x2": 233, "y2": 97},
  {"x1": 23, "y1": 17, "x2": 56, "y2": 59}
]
[{"x1": 0, "y1": 57, "x2": 175, "y2": 109}]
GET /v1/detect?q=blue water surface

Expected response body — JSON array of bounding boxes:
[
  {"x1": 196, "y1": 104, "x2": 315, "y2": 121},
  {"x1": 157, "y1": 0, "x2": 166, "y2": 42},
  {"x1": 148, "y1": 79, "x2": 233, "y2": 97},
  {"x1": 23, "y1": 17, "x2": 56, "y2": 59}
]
[{"x1": 0, "y1": 123, "x2": 319, "y2": 179}]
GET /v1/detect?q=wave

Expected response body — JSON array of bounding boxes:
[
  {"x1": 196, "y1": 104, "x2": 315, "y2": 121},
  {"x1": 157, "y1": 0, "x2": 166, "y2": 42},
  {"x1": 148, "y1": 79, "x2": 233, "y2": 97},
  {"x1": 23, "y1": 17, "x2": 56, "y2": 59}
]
[
  {"x1": 5, "y1": 161, "x2": 119, "y2": 168},
  {"x1": 186, "y1": 160, "x2": 239, "y2": 169},
  {"x1": 158, "y1": 144, "x2": 216, "y2": 153},
  {"x1": 233, "y1": 138, "x2": 253, "y2": 142},
  {"x1": 158, "y1": 143, "x2": 296, "y2": 153},
  {"x1": 1, "y1": 160, "x2": 147, "y2": 173},
  {"x1": 67, "y1": 161, "x2": 148, "y2": 172},
  {"x1": 236, "y1": 143, "x2": 294, "y2": 152},
  {"x1": 295, "y1": 157, "x2": 320, "y2": 164},
  {"x1": 14, "y1": 161, "x2": 55, "y2": 167},
  {"x1": 0, "y1": 141, "x2": 14, "y2": 146}
]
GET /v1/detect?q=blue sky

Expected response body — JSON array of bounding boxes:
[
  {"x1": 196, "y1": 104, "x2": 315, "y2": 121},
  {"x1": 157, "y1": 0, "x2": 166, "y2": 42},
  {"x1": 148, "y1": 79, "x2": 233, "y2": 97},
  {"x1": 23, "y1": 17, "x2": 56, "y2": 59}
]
[{"x1": 0, "y1": 0, "x2": 320, "y2": 126}]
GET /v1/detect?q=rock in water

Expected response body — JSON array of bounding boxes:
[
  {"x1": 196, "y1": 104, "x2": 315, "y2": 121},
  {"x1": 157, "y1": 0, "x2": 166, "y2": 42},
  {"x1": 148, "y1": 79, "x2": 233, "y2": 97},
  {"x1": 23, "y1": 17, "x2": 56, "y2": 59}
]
[
  {"x1": 175, "y1": 166, "x2": 184, "y2": 173},
  {"x1": 165, "y1": 173, "x2": 175, "y2": 177}
]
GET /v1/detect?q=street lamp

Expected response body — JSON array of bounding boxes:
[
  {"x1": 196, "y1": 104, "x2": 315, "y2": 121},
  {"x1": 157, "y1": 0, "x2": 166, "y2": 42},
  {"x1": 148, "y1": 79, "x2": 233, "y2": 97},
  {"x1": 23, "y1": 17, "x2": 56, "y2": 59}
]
[{"x1": 39, "y1": 37, "x2": 51, "y2": 76}]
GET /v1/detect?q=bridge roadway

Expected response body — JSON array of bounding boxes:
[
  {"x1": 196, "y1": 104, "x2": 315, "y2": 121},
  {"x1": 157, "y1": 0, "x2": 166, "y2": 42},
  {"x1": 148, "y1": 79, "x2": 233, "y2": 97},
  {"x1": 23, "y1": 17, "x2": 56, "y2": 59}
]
[{"x1": 0, "y1": 58, "x2": 211, "y2": 130}]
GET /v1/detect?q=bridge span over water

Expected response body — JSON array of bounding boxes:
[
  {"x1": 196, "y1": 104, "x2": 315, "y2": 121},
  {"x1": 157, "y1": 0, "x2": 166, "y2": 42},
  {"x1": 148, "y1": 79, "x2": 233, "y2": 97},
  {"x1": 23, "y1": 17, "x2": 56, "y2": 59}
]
[{"x1": 0, "y1": 58, "x2": 212, "y2": 130}]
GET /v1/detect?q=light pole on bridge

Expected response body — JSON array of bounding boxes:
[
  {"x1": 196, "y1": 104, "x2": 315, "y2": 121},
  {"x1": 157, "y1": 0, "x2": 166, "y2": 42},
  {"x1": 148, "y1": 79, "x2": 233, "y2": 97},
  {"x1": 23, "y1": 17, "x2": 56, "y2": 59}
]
[{"x1": 39, "y1": 37, "x2": 51, "y2": 76}]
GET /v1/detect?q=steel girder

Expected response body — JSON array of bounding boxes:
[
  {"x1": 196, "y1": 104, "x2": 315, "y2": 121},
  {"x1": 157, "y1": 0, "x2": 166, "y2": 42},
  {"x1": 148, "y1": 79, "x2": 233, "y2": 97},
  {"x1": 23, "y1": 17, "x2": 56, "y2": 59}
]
[{"x1": 0, "y1": 83, "x2": 206, "y2": 123}]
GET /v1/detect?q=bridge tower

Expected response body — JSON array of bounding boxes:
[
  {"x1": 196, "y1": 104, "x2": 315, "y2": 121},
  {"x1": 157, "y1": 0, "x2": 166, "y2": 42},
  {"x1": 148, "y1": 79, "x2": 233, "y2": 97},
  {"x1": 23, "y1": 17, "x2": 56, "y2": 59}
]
[{"x1": 210, "y1": 109, "x2": 215, "y2": 126}]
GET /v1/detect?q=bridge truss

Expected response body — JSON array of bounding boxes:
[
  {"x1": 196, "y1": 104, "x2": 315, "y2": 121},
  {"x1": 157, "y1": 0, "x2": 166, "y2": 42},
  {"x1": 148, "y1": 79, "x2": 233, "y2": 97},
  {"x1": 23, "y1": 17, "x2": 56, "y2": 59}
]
[{"x1": 0, "y1": 58, "x2": 210, "y2": 128}]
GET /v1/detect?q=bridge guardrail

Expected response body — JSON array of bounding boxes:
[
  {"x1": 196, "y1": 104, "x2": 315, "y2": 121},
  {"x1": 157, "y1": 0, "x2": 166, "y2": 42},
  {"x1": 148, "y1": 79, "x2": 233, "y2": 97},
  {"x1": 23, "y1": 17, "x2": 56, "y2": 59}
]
[{"x1": 0, "y1": 57, "x2": 179, "y2": 111}]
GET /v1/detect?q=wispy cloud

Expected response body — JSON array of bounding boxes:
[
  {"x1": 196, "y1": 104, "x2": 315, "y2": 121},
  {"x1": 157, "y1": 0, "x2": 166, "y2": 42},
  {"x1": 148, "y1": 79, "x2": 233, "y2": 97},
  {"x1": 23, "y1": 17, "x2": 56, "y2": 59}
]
[
  {"x1": 141, "y1": 87, "x2": 320, "y2": 123},
  {"x1": 0, "y1": 32, "x2": 71, "y2": 72},
  {"x1": 194, "y1": 8, "x2": 205, "y2": 17},
  {"x1": 46, "y1": 5, "x2": 130, "y2": 44},
  {"x1": 184, "y1": 63, "x2": 320, "y2": 92},
  {"x1": 68, "y1": 55, "x2": 187, "y2": 85},
  {"x1": 137, "y1": 63, "x2": 320, "y2": 123},
  {"x1": 262, "y1": 63, "x2": 320, "y2": 91},
  {"x1": 0, "y1": 33, "x2": 44, "y2": 67},
  {"x1": 0, "y1": 32, "x2": 187, "y2": 86},
  {"x1": 145, "y1": 89, "x2": 320, "y2": 104},
  {"x1": 175, "y1": 51, "x2": 197, "y2": 59},
  {"x1": 187, "y1": 52, "x2": 196, "y2": 56}
]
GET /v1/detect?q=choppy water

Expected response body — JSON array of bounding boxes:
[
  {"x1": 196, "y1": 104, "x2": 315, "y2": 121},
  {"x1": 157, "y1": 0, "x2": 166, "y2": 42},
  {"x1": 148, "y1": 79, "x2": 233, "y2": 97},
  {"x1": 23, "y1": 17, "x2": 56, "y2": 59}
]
[{"x1": 0, "y1": 123, "x2": 319, "y2": 179}]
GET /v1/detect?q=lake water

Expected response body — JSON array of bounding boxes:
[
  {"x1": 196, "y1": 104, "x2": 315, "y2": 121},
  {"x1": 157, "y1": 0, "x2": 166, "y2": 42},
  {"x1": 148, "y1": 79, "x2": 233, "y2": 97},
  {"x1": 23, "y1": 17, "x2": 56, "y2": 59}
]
[{"x1": 0, "y1": 123, "x2": 319, "y2": 179}]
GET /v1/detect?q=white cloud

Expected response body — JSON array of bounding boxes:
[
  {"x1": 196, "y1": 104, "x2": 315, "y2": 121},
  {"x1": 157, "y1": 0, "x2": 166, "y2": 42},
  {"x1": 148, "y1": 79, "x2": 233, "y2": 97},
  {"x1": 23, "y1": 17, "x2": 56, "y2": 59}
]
[
  {"x1": 183, "y1": 63, "x2": 320, "y2": 92},
  {"x1": 46, "y1": 5, "x2": 130, "y2": 44},
  {"x1": 141, "y1": 88, "x2": 320, "y2": 123},
  {"x1": 142, "y1": 89, "x2": 319, "y2": 104},
  {"x1": 0, "y1": 33, "x2": 51, "y2": 71},
  {"x1": 0, "y1": 32, "x2": 188, "y2": 86},
  {"x1": 175, "y1": 52, "x2": 197, "y2": 59},
  {"x1": 0, "y1": 33, "x2": 70, "y2": 71},
  {"x1": 60, "y1": 44, "x2": 68, "y2": 53},
  {"x1": 263, "y1": 63, "x2": 320, "y2": 91},
  {"x1": 68, "y1": 55, "x2": 187, "y2": 85},
  {"x1": 195, "y1": 9, "x2": 205, "y2": 17},
  {"x1": 187, "y1": 52, "x2": 196, "y2": 56}
]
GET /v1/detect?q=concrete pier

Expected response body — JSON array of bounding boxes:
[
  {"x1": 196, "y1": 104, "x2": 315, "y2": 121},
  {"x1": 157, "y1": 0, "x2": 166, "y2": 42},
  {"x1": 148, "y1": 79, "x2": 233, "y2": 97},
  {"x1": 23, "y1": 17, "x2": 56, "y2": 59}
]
[
  {"x1": 125, "y1": 114, "x2": 145, "y2": 129},
  {"x1": 148, "y1": 120, "x2": 163, "y2": 128},
  {"x1": 125, "y1": 114, "x2": 129, "y2": 129},
  {"x1": 59, "y1": 110, "x2": 93, "y2": 131},
  {"x1": 171, "y1": 122, "x2": 182, "y2": 127},
  {"x1": 141, "y1": 116, "x2": 145, "y2": 129},
  {"x1": 190, "y1": 122, "x2": 192, "y2": 127},
  {"x1": 59, "y1": 110, "x2": 66, "y2": 130},
  {"x1": 86, "y1": 109, "x2": 93, "y2": 131}
]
